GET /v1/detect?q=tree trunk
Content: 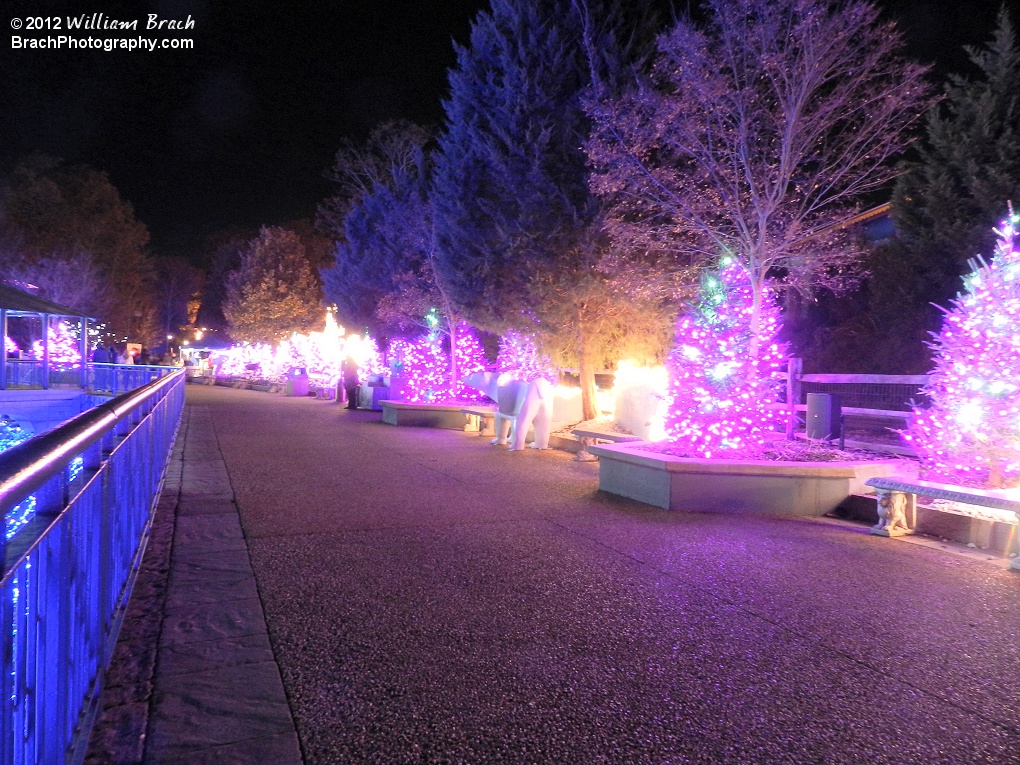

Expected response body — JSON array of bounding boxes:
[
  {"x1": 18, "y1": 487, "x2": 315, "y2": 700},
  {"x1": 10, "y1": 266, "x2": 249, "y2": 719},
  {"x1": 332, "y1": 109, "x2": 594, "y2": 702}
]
[
  {"x1": 447, "y1": 321, "x2": 458, "y2": 400},
  {"x1": 579, "y1": 346, "x2": 599, "y2": 422},
  {"x1": 989, "y1": 460, "x2": 1003, "y2": 489}
]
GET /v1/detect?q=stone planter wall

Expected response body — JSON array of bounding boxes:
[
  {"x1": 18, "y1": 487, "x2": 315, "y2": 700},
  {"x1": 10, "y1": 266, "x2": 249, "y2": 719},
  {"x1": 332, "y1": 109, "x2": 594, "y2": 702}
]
[
  {"x1": 591, "y1": 442, "x2": 916, "y2": 516},
  {"x1": 380, "y1": 401, "x2": 467, "y2": 429}
]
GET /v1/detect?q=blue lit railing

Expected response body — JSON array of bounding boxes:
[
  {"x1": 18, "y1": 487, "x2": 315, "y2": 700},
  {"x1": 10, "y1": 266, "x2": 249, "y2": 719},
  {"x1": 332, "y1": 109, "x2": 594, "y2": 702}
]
[
  {"x1": 0, "y1": 368, "x2": 185, "y2": 765},
  {"x1": 1, "y1": 360, "x2": 175, "y2": 393},
  {"x1": 88, "y1": 363, "x2": 177, "y2": 396}
]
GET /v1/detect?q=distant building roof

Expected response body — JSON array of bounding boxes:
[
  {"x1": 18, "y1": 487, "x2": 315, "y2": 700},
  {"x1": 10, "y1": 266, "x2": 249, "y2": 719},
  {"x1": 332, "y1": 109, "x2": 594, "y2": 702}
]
[
  {"x1": 0, "y1": 283, "x2": 97, "y2": 319},
  {"x1": 800, "y1": 203, "x2": 895, "y2": 245}
]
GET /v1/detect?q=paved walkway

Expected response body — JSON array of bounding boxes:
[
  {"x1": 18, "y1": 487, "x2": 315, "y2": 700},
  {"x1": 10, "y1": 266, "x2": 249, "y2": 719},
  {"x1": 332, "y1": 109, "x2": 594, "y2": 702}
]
[{"x1": 88, "y1": 384, "x2": 1020, "y2": 764}]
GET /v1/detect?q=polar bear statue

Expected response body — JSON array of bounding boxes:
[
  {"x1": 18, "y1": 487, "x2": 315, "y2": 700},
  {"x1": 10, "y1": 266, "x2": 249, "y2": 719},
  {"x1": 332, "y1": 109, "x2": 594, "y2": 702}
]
[
  {"x1": 510, "y1": 377, "x2": 554, "y2": 451},
  {"x1": 462, "y1": 372, "x2": 554, "y2": 450}
]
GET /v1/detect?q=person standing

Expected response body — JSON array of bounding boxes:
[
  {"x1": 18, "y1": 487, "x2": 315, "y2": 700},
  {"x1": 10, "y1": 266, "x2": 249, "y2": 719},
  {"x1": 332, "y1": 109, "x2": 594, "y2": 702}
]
[{"x1": 342, "y1": 357, "x2": 360, "y2": 410}]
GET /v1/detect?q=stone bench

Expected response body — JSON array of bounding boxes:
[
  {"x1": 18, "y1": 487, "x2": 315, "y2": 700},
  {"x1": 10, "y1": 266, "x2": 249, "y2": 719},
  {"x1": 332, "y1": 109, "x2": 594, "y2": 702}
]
[
  {"x1": 315, "y1": 385, "x2": 336, "y2": 400},
  {"x1": 865, "y1": 476, "x2": 1020, "y2": 570},
  {"x1": 460, "y1": 406, "x2": 496, "y2": 436},
  {"x1": 571, "y1": 427, "x2": 643, "y2": 461}
]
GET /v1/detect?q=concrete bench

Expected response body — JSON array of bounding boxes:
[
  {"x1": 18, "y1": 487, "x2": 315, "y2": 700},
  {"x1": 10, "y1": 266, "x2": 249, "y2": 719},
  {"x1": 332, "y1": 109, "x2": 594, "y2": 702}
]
[
  {"x1": 460, "y1": 406, "x2": 496, "y2": 436},
  {"x1": 315, "y1": 385, "x2": 336, "y2": 400},
  {"x1": 571, "y1": 427, "x2": 643, "y2": 461},
  {"x1": 865, "y1": 476, "x2": 1020, "y2": 570}
]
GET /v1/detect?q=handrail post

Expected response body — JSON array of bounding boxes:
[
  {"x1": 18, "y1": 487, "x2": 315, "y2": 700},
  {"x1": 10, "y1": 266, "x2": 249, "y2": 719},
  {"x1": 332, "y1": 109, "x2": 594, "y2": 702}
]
[
  {"x1": 41, "y1": 313, "x2": 50, "y2": 390},
  {"x1": 1, "y1": 308, "x2": 7, "y2": 391},
  {"x1": 786, "y1": 356, "x2": 803, "y2": 440}
]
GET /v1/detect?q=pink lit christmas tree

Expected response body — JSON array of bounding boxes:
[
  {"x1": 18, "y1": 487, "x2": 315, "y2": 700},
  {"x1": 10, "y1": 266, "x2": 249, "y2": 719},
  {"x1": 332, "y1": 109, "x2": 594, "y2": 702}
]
[
  {"x1": 663, "y1": 257, "x2": 787, "y2": 457},
  {"x1": 496, "y1": 330, "x2": 557, "y2": 384},
  {"x1": 4, "y1": 336, "x2": 17, "y2": 356},
  {"x1": 905, "y1": 208, "x2": 1020, "y2": 488},
  {"x1": 32, "y1": 320, "x2": 82, "y2": 371},
  {"x1": 452, "y1": 325, "x2": 490, "y2": 401},
  {"x1": 394, "y1": 333, "x2": 451, "y2": 403}
]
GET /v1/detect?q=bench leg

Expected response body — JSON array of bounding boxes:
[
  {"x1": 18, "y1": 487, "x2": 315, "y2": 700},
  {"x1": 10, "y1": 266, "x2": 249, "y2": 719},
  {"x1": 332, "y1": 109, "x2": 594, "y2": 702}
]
[
  {"x1": 575, "y1": 435, "x2": 598, "y2": 462},
  {"x1": 464, "y1": 413, "x2": 480, "y2": 433},
  {"x1": 870, "y1": 489, "x2": 913, "y2": 537},
  {"x1": 478, "y1": 415, "x2": 495, "y2": 438}
]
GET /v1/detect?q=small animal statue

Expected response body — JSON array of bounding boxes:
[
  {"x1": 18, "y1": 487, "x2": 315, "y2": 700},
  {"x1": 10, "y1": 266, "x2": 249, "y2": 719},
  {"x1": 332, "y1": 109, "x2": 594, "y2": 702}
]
[
  {"x1": 461, "y1": 372, "x2": 521, "y2": 446},
  {"x1": 509, "y1": 377, "x2": 554, "y2": 451},
  {"x1": 461, "y1": 372, "x2": 554, "y2": 450},
  {"x1": 463, "y1": 371, "x2": 500, "y2": 402},
  {"x1": 874, "y1": 490, "x2": 910, "y2": 536}
]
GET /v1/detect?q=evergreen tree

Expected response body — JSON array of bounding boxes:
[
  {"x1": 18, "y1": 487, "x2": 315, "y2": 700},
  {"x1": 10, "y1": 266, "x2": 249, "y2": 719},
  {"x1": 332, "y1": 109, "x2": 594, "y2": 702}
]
[
  {"x1": 905, "y1": 208, "x2": 1020, "y2": 489},
  {"x1": 433, "y1": 0, "x2": 675, "y2": 420},
  {"x1": 223, "y1": 227, "x2": 323, "y2": 344},
  {"x1": 393, "y1": 333, "x2": 451, "y2": 403},
  {"x1": 32, "y1": 320, "x2": 83, "y2": 371},
  {"x1": 664, "y1": 258, "x2": 787, "y2": 456},
  {"x1": 798, "y1": 9, "x2": 1020, "y2": 375},
  {"x1": 894, "y1": 8, "x2": 1020, "y2": 304},
  {"x1": 452, "y1": 325, "x2": 491, "y2": 401},
  {"x1": 319, "y1": 123, "x2": 445, "y2": 337},
  {"x1": 496, "y1": 330, "x2": 557, "y2": 384},
  {"x1": 321, "y1": 123, "x2": 491, "y2": 395}
]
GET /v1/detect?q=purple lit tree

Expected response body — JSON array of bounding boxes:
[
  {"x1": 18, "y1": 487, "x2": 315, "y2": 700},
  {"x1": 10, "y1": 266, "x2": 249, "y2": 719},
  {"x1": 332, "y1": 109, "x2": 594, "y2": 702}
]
[
  {"x1": 905, "y1": 209, "x2": 1020, "y2": 488},
  {"x1": 664, "y1": 258, "x2": 787, "y2": 456},
  {"x1": 452, "y1": 325, "x2": 490, "y2": 401},
  {"x1": 32, "y1": 320, "x2": 82, "y2": 371},
  {"x1": 496, "y1": 330, "x2": 557, "y2": 384},
  {"x1": 320, "y1": 123, "x2": 479, "y2": 393},
  {"x1": 394, "y1": 334, "x2": 451, "y2": 403}
]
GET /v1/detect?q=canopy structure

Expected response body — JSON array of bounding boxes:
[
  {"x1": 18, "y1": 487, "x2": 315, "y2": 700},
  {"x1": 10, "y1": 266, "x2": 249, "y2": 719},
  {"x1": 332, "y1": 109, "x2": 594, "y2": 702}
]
[{"x1": 0, "y1": 282, "x2": 98, "y2": 390}]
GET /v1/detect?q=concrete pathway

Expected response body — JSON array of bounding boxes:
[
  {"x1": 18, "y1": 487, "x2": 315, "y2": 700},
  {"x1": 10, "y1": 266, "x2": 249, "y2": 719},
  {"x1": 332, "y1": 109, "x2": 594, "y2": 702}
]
[
  {"x1": 89, "y1": 384, "x2": 1020, "y2": 764},
  {"x1": 86, "y1": 401, "x2": 301, "y2": 764}
]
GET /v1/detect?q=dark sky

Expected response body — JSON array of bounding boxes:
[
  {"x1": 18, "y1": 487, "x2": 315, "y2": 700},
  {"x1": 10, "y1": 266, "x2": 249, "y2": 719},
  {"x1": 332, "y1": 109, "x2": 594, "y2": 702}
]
[{"x1": 1, "y1": 0, "x2": 1018, "y2": 262}]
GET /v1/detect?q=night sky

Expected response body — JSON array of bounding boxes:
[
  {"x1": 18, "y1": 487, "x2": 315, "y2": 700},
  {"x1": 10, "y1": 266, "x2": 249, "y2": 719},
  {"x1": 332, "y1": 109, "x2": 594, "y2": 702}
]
[{"x1": 1, "y1": 0, "x2": 1018, "y2": 263}]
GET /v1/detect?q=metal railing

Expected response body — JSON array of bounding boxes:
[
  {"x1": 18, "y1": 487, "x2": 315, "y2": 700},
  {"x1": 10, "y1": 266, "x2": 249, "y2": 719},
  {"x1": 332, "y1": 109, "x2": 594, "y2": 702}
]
[
  {"x1": 0, "y1": 368, "x2": 185, "y2": 765},
  {"x1": 774, "y1": 358, "x2": 930, "y2": 454},
  {"x1": 0, "y1": 360, "x2": 175, "y2": 394},
  {"x1": 88, "y1": 363, "x2": 177, "y2": 396}
]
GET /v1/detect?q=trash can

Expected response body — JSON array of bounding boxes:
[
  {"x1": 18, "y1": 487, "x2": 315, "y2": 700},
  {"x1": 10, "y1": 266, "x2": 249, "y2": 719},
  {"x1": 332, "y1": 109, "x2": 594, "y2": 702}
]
[
  {"x1": 806, "y1": 392, "x2": 841, "y2": 440},
  {"x1": 287, "y1": 367, "x2": 309, "y2": 397}
]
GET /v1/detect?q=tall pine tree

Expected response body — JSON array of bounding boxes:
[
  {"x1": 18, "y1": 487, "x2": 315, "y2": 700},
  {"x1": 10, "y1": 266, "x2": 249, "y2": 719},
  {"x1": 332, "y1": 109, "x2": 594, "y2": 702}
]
[
  {"x1": 894, "y1": 8, "x2": 1020, "y2": 311},
  {"x1": 432, "y1": 0, "x2": 675, "y2": 419}
]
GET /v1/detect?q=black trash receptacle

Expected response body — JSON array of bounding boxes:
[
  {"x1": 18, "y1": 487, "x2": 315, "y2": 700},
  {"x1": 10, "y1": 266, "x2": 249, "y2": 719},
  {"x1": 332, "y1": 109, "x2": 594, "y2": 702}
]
[{"x1": 806, "y1": 392, "x2": 841, "y2": 440}]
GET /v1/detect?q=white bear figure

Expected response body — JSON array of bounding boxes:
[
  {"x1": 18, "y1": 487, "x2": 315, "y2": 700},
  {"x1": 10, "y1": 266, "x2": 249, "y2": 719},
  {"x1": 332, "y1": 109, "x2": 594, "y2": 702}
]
[
  {"x1": 462, "y1": 371, "x2": 500, "y2": 402},
  {"x1": 462, "y1": 371, "x2": 508, "y2": 443},
  {"x1": 495, "y1": 379, "x2": 528, "y2": 446},
  {"x1": 461, "y1": 372, "x2": 554, "y2": 450},
  {"x1": 510, "y1": 377, "x2": 554, "y2": 451}
]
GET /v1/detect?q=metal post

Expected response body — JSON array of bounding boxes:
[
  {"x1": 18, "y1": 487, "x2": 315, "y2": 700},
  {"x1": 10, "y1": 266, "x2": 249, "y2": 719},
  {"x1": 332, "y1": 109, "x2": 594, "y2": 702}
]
[
  {"x1": 1, "y1": 308, "x2": 7, "y2": 391},
  {"x1": 41, "y1": 313, "x2": 51, "y2": 390},
  {"x1": 80, "y1": 317, "x2": 89, "y2": 389},
  {"x1": 786, "y1": 356, "x2": 803, "y2": 439}
]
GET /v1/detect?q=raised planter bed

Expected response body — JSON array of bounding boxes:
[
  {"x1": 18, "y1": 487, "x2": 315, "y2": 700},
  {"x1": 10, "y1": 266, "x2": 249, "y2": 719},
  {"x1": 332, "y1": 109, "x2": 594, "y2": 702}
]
[
  {"x1": 380, "y1": 400, "x2": 468, "y2": 429},
  {"x1": 590, "y1": 441, "x2": 915, "y2": 516}
]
